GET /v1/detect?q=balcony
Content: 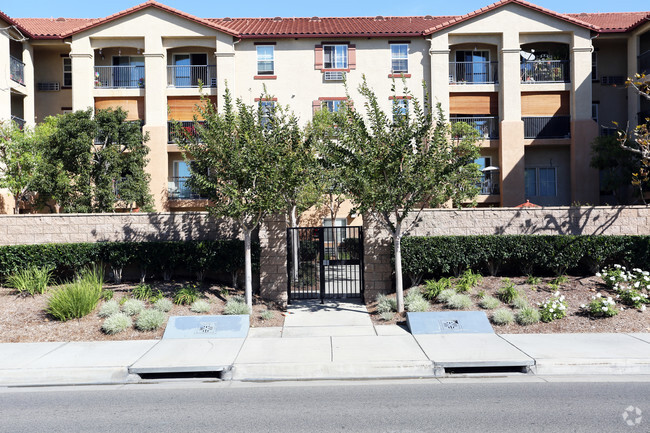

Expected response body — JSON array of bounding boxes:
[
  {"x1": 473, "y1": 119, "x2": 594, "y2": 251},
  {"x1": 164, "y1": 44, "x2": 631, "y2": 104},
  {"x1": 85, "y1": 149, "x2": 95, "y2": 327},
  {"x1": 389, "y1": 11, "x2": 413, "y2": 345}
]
[
  {"x1": 449, "y1": 61, "x2": 498, "y2": 84},
  {"x1": 450, "y1": 116, "x2": 499, "y2": 139},
  {"x1": 10, "y1": 115, "x2": 25, "y2": 130},
  {"x1": 10, "y1": 56, "x2": 25, "y2": 85},
  {"x1": 167, "y1": 65, "x2": 216, "y2": 88},
  {"x1": 523, "y1": 116, "x2": 570, "y2": 139},
  {"x1": 521, "y1": 60, "x2": 570, "y2": 83},
  {"x1": 94, "y1": 66, "x2": 145, "y2": 89},
  {"x1": 168, "y1": 121, "x2": 205, "y2": 143},
  {"x1": 639, "y1": 51, "x2": 650, "y2": 75},
  {"x1": 168, "y1": 177, "x2": 208, "y2": 200}
]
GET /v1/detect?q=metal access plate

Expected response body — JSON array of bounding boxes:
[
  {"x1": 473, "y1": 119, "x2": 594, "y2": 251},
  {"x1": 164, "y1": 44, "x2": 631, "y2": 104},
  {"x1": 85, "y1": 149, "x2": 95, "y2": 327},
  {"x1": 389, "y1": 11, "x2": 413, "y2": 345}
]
[
  {"x1": 406, "y1": 311, "x2": 494, "y2": 335},
  {"x1": 162, "y1": 315, "x2": 249, "y2": 339}
]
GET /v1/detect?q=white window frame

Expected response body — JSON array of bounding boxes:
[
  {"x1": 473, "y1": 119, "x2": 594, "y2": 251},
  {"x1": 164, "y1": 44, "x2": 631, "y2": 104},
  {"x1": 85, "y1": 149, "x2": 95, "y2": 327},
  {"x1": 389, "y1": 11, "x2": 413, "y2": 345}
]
[
  {"x1": 322, "y1": 99, "x2": 344, "y2": 112},
  {"x1": 62, "y1": 57, "x2": 72, "y2": 87},
  {"x1": 390, "y1": 44, "x2": 408, "y2": 74},
  {"x1": 525, "y1": 167, "x2": 557, "y2": 197},
  {"x1": 592, "y1": 103, "x2": 599, "y2": 124},
  {"x1": 323, "y1": 45, "x2": 348, "y2": 69},
  {"x1": 259, "y1": 100, "x2": 276, "y2": 127},
  {"x1": 256, "y1": 45, "x2": 275, "y2": 75},
  {"x1": 393, "y1": 99, "x2": 409, "y2": 122},
  {"x1": 591, "y1": 51, "x2": 598, "y2": 81}
]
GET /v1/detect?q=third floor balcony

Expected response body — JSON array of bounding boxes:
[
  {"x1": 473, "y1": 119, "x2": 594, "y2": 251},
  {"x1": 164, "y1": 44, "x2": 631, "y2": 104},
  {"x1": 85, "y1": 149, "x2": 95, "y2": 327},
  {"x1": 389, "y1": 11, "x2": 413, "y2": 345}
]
[
  {"x1": 449, "y1": 61, "x2": 498, "y2": 85},
  {"x1": 520, "y1": 43, "x2": 570, "y2": 84},
  {"x1": 10, "y1": 55, "x2": 25, "y2": 85}
]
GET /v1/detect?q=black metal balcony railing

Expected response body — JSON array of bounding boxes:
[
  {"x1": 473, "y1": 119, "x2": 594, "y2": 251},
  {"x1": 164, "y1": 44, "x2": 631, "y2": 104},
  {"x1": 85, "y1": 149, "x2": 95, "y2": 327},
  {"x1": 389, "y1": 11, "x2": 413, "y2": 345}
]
[
  {"x1": 167, "y1": 65, "x2": 217, "y2": 88},
  {"x1": 521, "y1": 60, "x2": 570, "y2": 83},
  {"x1": 168, "y1": 177, "x2": 208, "y2": 200},
  {"x1": 449, "y1": 61, "x2": 499, "y2": 84},
  {"x1": 450, "y1": 116, "x2": 499, "y2": 139},
  {"x1": 639, "y1": 51, "x2": 650, "y2": 75},
  {"x1": 478, "y1": 177, "x2": 500, "y2": 195},
  {"x1": 10, "y1": 115, "x2": 26, "y2": 130},
  {"x1": 10, "y1": 56, "x2": 25, "y2": 85},
  {"x1": 94, "y1": 66, "x2": 145, "y2": 89},
  {"x1": 523, "y1": 116, "x2": 571, "y2": 139},
  {"x1": 168, "y1": 121, "x2": 205, "y2": 143}
]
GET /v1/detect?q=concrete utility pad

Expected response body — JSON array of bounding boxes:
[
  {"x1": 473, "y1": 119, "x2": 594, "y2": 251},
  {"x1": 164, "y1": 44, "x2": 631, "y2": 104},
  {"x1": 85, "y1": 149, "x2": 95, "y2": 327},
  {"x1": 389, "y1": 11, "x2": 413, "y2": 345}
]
[
  {"x1": 282, "y1": 326, "x2": 376, "y2": 338},
  {"x1": 130, "y1": 338, "x2": 244, "y2": 374},
  {"x1": 332, "y1": 336, "x2": 428, "y2": 363},
  {"x1": 414, "y1": 334, "x2": 534, "y2": 367},
  {"x1": 27, "y1": 341, "x2": 158, "y2": 368},
  {"x1": 163, "y1": 315, "x2": 249, "y2": 339},
  {"x1": 284, "y1": 300, "x2": 371, "y2": 327},
  {"x1": 0, "y1": 342, "x2": 66, "y2": 369},
  {"x1": 407, "y1": 311, "x2": 494, "y2": 334},
  {"x1": 629, "y1": 333, "x2": 650, "y2": 344},
  {"x1": 235, "y1": 337, "x2": 331, "y2": 364}
]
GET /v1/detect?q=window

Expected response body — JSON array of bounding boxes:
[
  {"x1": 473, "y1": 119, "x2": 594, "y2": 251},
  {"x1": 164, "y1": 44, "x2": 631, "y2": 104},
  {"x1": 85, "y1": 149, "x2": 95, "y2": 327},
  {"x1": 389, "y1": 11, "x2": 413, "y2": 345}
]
[
  {"x1": 172, "y1": 53, "x2": 209, "y2": 87},
  {"x1": 592, "y1": 103, "x2": 599, "y2": 124},
  {"x1": 256, "y1": 46, "x2": 274, "y2": 75},
  {"x1": 475, "y1": 157, "x2": 499, "y2": 195},
  {"x1": 63, "y1": 57, "x2": 72, "y2": 87},
  {"x1": 259, "y1": 100, "x2": 276, "y2": 127},
  {"x1": 591, "y1": 51, "x2": 597, "y2": 81},
  {"x1": 391, "y1": 44, "x2": 408, "y2": 73},
  {"x1": 323, "y1": 45, "x2": 348, "y2": 69},
  {"x1": 525, "y1": 167, "x2": 557, "y2": 197},
  {"x1": 112, "y1": 56, "x2": 145, "y2": 87},
  {"x1": 393, "y1": 99, "x2": 408, "y2": 123},
  {"x1": 454, "y1": 50, "x2": 490, "y2": 83},
  {"x1": 323, "y1": 100, "x2": 344, "y2": 112}
]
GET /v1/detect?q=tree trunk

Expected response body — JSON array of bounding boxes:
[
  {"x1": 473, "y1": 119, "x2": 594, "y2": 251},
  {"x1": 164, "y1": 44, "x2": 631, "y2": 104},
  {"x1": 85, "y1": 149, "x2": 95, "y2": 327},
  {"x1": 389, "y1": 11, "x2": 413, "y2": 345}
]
[
  {"x1": 393, "y1": 224, "x2": 404, "y2": 313},
  {"x1": 13, "y1": 197, "x2": 19, "y2": 214},
  {"x1": 244, "y1": 228, "x2": 253, "y2": 312},
  {"x1": 290, "y1": 206, "x2": 299, "y2": 282}
]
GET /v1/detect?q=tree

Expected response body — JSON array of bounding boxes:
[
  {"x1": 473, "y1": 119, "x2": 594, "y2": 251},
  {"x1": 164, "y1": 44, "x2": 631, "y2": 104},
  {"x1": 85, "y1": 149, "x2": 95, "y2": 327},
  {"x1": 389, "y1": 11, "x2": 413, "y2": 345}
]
[
  {"x1": 590, "y1": 135, "x2": 638, "y2": 204},
  {"x1": 179, "y1": 89, "x2": 293, "y2": 310},
  {"x1": 316, "y1": 78, "x2": 482, "y2": 312}
]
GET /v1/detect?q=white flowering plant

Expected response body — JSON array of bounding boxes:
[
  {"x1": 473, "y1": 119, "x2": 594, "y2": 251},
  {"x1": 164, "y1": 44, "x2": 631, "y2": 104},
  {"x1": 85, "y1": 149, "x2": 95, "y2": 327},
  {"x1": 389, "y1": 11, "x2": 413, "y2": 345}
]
[
  {"x1": 538, "y1": 291, "x2": 567, "y2": 323},
  {"x1": 582, "y1": 293, "x2": 618, "y2": 318},
  {"x1": 617, "y1": 288, "x2": 649, "y2": 310},
  {"x1": 597, "y1": 265, "x2": 649, "y2": 311}
]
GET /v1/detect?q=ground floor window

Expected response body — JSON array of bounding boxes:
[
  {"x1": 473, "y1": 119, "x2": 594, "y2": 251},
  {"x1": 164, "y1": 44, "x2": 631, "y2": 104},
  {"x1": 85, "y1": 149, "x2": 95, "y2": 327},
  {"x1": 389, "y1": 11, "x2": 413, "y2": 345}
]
[{"x1": 525, "y1": 167, "x2": 557, "y2": 197}]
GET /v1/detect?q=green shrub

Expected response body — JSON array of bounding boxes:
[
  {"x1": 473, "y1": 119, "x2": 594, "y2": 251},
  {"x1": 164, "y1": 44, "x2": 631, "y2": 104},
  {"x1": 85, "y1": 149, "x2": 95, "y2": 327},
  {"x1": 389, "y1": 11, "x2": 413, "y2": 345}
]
[
  {"x1": 149, "y1": 289, "x2": 165, "y2": 303},
  {"x1": 479, "y1": 296, "x2": 500, "y2": 310},
  {"x1": 438, "y1": 289, "x2": 457, "y2": 303},
  {"x1": 121, "y1": 299, "x2": 145, "y2": 316},
  {"x1": 511, "y1": 296, "x2": 529, "y2": 310},
  {"x1": 47, "y1": 280, "x2": 102, "y2": 321},
  {"x1": 131, "y1": 284, "x2": 153, "y2": 301},
  {"x1": 77, "y1": 265, "x2": 104, "y2": 289},
  {"x1": 423, "y1": 277, "x2": 452, "y2": 300},
  {"x1": 497, "y1": 279, "x2": 520, "y2": 304},
  {"x1": 476, "y1": 290, "x2": 487, "y2": 299},
  {"x1": 455, "y1": 269, "x2": 482, "y2": 292},
  {"x1": 224, "y1": 299, "x2": 250, "y2": 315},
  {"x1": 491, "y1": 308, "x2": 515, "y2": 325},
  {"x1": 582, "y1": 294, "x2": 619, "y2": 317},
  {"x1": 5, "y1": 265, "x2": 52, "y2": 296},
  {"x1": 550, "y1": 275, "x2": 569, "y2": 285},
  {"x1": 405, "y1": 290, "x2": 430, "y2": 312},
  {"x1": 102, "y1": 312, "x2": 132, "y2": 335},
  {"x1": 376, "y1": 294, "x2": 397, "y2": 314},
  {"x1": 525, "y1": 275, "x2": 541, "y2": 285},
  {"x1": 260, "y1": 310, "x2": 274, "y2": 321},
  {"x1": 516, "y1": 306, "x2": 541, "y2": 326},
  {"x1": 539, "y1": 291, "x2": 568, "y2": 322},
  {"x1": 229, "y1": 294, "x2": 245, "y2": 304},
  {"x1": 190, "y1": 299, "x2": 211, "y2": 313},
  {"x1": 174, "y1": 285, "x2": 200, "y2": 305},
  {"x1": 100, "y1": 289, "x2": 114, "y2": 301},
  {"x1": 446, "y1": 293, "x2": 472, "y2": 310},
  {"x1": 135, "y1": 309, "x2": 167, "y2": 331},
  {"x1": 98, "y1": 300, "x2": 120, "y2": 318},
  {"x1": 380, "y1": 311, "x2": 395, "y2": 321},
  {"x1": 153, "y1": 298, "x2": 173, "y2": 312}
]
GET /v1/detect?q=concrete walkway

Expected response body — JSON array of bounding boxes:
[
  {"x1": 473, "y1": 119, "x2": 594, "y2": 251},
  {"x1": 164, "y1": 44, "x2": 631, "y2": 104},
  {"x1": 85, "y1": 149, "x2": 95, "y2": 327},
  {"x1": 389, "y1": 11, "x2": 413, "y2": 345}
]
[{"x1": 0, "y1": 301, "x2": 649, "y2": 386}]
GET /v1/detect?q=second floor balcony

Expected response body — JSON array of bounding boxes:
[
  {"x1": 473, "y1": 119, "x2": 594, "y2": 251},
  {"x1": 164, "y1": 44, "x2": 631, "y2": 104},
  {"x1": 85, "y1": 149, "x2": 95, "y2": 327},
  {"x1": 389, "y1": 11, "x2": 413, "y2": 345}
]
[
  {"x1": 168, "y1": 121, "x2": 205, "y2": 143},
  {"x1": 450, "y1": 116, "x2": 499, "y2": 139},
  {"x1": 521, "y1": 60, "x2": 570, "y2": 83},
  {"x1": 167, "y1": 65, "x2": 216, "y2": 88},
  {"x1": 10, "y1": 56, "x2": 25, "y2": 85},
  {"x1": 523, "y1": 116, "x2": 570, "y2": 139},
  {"x1": 449, "y1": 61, "x2": 498, "y2": 84},
  {"x1": 94, "y1": 66, "x2": 145, "y2": 89},
  {"x1": 168, "y1": 176, "x2": 208, "y2": 200}
]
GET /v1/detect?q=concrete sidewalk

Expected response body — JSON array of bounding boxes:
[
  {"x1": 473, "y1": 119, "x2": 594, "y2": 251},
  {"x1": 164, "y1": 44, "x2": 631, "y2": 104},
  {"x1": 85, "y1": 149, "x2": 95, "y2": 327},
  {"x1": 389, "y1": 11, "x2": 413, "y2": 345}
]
[{"x1": 0, "y1": 301, "x2": 649, "y2": 386}]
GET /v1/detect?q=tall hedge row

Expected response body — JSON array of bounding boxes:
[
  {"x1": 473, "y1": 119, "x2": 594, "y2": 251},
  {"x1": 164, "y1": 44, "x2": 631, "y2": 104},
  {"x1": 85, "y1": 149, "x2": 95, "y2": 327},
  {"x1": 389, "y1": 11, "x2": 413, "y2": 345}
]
[
  {"x1": 399, "y1": 235, "x2": 650, "y2": 281},
  {"x1": 0, "y1": 240, "x2": 259, "y2": 281}
]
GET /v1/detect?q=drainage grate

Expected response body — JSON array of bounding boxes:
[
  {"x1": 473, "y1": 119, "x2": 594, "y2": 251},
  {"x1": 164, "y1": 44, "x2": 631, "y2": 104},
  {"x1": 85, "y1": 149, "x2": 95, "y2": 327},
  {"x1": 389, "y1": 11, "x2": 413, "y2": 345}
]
[
  {"x1": 444, "y1": 365, "x2": 530, "y2": 375},
  {"x1": 137, "y1": 370, "x2": 225, "y2": 380}
]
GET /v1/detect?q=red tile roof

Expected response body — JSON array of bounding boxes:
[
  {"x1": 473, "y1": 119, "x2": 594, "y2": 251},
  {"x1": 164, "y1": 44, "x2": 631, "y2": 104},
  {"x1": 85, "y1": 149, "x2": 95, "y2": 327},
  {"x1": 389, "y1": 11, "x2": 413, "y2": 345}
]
[
  {"x1": 565, "y1": 12, "x2": 650, "y2": 33},
  {"x1": 12, "y1": 18, "x2": 95, "y2": 39}
]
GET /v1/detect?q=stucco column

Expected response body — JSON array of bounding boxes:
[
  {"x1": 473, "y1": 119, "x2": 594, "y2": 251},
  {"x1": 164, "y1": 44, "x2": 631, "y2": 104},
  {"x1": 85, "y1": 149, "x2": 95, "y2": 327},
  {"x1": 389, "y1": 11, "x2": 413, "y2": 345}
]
[
  {"x1": 499, "y1": 36, "x2": 525, "y2": 207},
  {"x1": 429, "y1": 34, "x2": 450, "y2": 116},
  {"x1": 571, "y1": 43, "x2": 599, "y2": 205},
  {"x1": 215, "y1": 35, "x2": 235, "y2": 111},
  {"x1": 627, "y1": 33, "x2": 640, "y2": 129},
  {"x1": 143, "y1": 36, "x2": 168, "y2": 211},
  {"x1": 0, "y1": 32, "x2": 11, "y2": 121},
  {"x1": 69, "y1": 38, "x2": 94, "y2": 112},
  {"x1": 22, "y1": 42, "x2": 35, "y2": 126}
]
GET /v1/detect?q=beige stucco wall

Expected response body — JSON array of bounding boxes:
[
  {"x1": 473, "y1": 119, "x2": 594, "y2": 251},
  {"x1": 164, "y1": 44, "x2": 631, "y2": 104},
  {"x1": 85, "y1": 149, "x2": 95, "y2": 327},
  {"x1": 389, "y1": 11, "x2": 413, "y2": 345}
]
[
  {"x1": 592, "y1": 38, "x2": 628, "y2": 133},
  {"x1": 33, "y1": 44, "x2": 72, "y2": 121}
]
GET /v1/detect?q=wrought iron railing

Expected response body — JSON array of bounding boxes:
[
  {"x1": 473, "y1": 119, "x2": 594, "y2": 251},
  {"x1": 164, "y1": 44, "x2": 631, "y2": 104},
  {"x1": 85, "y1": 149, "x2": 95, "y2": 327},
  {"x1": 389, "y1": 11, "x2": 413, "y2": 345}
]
[
  {"x1": 521, "y1": 60, "x2": 570, "y2": 83},
  {"x1": 449, "y1": 61, "x2": 498, "y2": 84},
  {"x1": 167, "y1": 65, "x2": 217, "y2": 88},
  {"x1": 10, "y1": 56, "x2": 25, "y2": 85},
  {"x1": 639, "y1": 51, "x2": 650, "y2": 75},
  {"x1": 168, "y1": 121, "x2": 205, "y2": 143},
  {"x1": 10, "y1": 115, "x2": 26, "y2": 130},
  {"x1": 523, "y1": 116, "x2": 571, "y2": 139},
  {"x1": 450, "y1": 116, "x2": 499, "y2": 139},
  {"x1": 94, "y1": 66, "x2": 145, "y2": 88},
  {"x1": 167, "y1": 177, "x2": 208, "y2": 200}
]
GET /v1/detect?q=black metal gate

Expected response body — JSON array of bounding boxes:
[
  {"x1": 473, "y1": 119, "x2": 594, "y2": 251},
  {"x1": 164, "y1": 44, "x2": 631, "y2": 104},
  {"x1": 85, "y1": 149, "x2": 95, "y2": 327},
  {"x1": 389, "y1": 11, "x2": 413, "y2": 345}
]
[{"x1": 287, "y1": 226, "x2": 364, "y2": 303}]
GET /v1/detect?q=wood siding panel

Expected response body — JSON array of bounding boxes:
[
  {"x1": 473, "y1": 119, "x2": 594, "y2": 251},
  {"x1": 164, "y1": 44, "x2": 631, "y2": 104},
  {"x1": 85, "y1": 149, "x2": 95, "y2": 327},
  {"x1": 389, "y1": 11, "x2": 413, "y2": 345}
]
[
  {"x1": 94, "y1": 97, "x2": 144, "y2": 121},
  {"x1": 167, "y1": 96, "x2": 218, "y2": 121},
  {"x1": 521, "y1": 91, "x2": 570, "y2": 116},
  {"x1": 449, "y1": 93, "x2": 498, "y2": 115}
]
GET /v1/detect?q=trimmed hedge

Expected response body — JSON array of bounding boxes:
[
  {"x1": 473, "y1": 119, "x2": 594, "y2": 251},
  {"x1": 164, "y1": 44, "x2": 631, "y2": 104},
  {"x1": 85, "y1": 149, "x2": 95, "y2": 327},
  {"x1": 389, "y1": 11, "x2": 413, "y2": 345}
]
[
  {"x1": 399, "y1": 235, "x2": 650, "y2": 280},
  {"x1": 0, "y1": 240, "x2": 258, "y2": 281}
]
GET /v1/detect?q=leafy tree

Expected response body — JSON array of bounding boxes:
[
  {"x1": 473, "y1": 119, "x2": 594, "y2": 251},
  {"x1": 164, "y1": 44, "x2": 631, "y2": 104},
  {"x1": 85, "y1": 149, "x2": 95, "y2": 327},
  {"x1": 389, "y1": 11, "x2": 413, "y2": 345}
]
[
  {"x1": 316, "y1": 78, "x2": 481, "y2": 312},
  {"x1": 179, "y1": 89, "x2": 291, "y2": 310},
  {"x1": 0, "y1": 120, "x2": 53, "y2": 214},
  {"x1": 590, "y1": 135, "x2": 638, "y2": 204}
]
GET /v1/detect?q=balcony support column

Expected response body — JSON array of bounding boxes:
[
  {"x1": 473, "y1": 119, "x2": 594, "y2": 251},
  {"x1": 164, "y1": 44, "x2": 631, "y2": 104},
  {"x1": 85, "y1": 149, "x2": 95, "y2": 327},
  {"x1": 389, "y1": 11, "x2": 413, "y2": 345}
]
[
  {"x1": 628, "y1": 33, "x2": 641, "y2": 129},
  {"x1": 70, "y1": 38, "x2": 94, "y2": 112},
  {"x1": 429, "y1": 33, "x2": 450, "y2": 116},
  {"x1": 215, "y1": 33, "x2": 235, "y2": 111},
  {"x1": 21, "y1": 43, "x2": 35, "y2": 127}
]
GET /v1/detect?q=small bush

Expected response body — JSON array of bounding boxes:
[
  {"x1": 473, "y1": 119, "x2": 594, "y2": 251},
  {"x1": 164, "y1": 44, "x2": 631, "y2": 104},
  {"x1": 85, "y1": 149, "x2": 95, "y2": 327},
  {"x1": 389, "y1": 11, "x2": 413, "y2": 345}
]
[
  {"x1": 376, "y1": 294, "x2": 397, "y2": 314},
  {"x1": 405, "y1": 291, "x2": 430, "y2": 312},
  {"x1": 131, "y1": 284, "x2": 153, "y2": 301},
  {"x1": 98, "y1": 300, "x2": 121, "y2": 318},
  {"x1": 539, "y1": 291, "x2": 568, "y2": 322},
  {"x1": 229, "y1": 294, "x2": 245, "y2": 304},
  {"x1": 47, "y1": 279, "x2": 102, "y2": 321},
  {"x1": 550, "y1": 275, "x2": 569, "y2": 286},
  {"x1": 438, "y1": 289, "x2": 457, "y2": 303},
  {"x1": 491, "y1": 308, "x2": 515, "y2": 325},
  {"x1": 512, "y1": 297, "x2": 529, "y2": 310},
  {"x1": 224, "y1": 299, "x2": 250, "y2": 315},
  {"x1": 174, "y1": 285, "x2": 200, "y2": 305},
  {"x1": 525, "y1": 275, "x2": 541, "y2": 285},
  {"x1": 149, "y1": 289, "x2": 165, "y2": 303},
  {"x1": 260, "y1": 310, "x2": 274, "y2": 321},
  {"x1": 190, "y1": 299, "x2": 211, "y2": 313},
  {"x1": 153, "y1": 298, "x2": 173, "y2": 312},
  {"x1": 135, "y1": 309, "x2": 167, "y2": 331},
  {"x1": 102, "y1": 312, "x2": 132, "y2": 335},
  {"x1": 446, "y1": 294, "x2": 472, "y2": 310},
  {"x1": 476, "y1": 290, "x2": 487, "y2": 299},
  {"x1": 582, "y1": 294, "x2": 618, "y2": 317},
  {"x1": 479, "y1": 296, "x2": 500, "y2": 310},
  {"x1": 422, "y1": 277, "x2": 452, "y2": 300},
  {"x1": 497, "y1": 279, "x2": 520, "y2": 304},
  {"x1": 5, "y1": 265, "x2": 52, "y2": 296},
  {"x1": 380, "y1": 311, "x2": 395, "y2": 321},
  {"x1": 100, "y1": 289, "x2": 114, "y2": 301},
  {"x1": 455, "y1": 269, "x2": 482, "y2": 292},
  {"x1": 516, "y1": 306, "x2": 541, "y2": 326},
  {"x1": 77, "y1": 265, "x2": 104, "y2": 289},
  {"x1": 121, "y1": 299, "x2": 145, "y2": 316},
  {"x1": 617, "y1": 288, "x2": 649, "y2": 309}
]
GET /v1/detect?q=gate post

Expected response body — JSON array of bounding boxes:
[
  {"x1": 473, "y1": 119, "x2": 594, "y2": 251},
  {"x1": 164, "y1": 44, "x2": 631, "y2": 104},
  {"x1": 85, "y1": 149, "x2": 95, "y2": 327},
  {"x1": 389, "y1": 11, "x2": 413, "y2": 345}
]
[{"x1": 259, "y1": 213, "x2": 288, "y2": 306}]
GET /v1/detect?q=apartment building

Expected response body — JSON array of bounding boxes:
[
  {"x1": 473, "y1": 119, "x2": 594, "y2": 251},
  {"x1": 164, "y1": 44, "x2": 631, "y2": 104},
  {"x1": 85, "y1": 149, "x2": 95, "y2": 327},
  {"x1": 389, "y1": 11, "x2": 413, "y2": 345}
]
[{"x1": 1, "y1": 0, "x2": 649, "y2": 215}]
